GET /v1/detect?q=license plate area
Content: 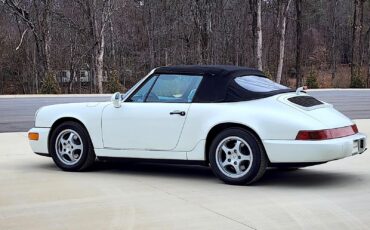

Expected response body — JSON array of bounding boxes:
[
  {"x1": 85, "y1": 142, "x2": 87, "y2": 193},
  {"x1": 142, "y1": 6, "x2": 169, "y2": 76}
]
[
  {"x1": 352, "y1": 140, "x2": 359, "y2": 155},
  {"x1": 353, "y1": 138, "x2": 366, "y2": 155}
]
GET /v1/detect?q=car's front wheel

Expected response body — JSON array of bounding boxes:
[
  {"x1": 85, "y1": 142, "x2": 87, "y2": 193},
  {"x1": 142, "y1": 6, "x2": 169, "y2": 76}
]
[
  {"x1": 49, "y1": 121, "x2": 95, "y2": 171},
  {"x1": 209, "y1": 128, "x2": 267, "y2": 185}
]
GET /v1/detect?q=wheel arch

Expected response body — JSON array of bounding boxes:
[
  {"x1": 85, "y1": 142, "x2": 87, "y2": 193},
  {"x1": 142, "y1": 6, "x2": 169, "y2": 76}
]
[
  {"x1": 205, "y1": 122, "x2": 267, "y2": 163},
  {"x1": 48, "y1": 117, "x2": 92, "y2": 149}
]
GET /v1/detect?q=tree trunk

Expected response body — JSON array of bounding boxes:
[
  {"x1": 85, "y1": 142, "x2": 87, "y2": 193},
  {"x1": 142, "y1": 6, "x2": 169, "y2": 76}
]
[
  {"x1": 87, "y1": 0, "x2": 98, "y2": 93},
  {"x1": 89, "y1": 55, "x2": 95, "y2": 93},
  {"x1": 3, "y1": 0, "x2": 54, "y2": 87},
  {"x1": 367, "y1": 28, "x2": 370, "y2": 87},
  {"x1": 96, "y1": 30, "x2": 105, "y2": 94},
  {"x1": 33, "y1": 0, "x2": 53, "y2": 80},
  {"x1": 146, "y1": 1, "x2": 155, "y2": 68},
  {"x1": 295, "y1": 0, "x2": 302, "y2": 87},
  {"x1": 0, "y1": 73, "x2": 3, "y2": 95},
  {"x1": 192, "y1": 0, "x2": 210, "y2": 64},
  {"x1": 276, "y1": 0, "x2": 292, "y2": 84},
  {"x1": 95, "y1": 0, "x2": 111, "y2": 94},
  {"x1": 351, "y1": 0, "x2": 361, "y2": 82},
  {"x1": 200, "y1": 3, "x2": 210, "y2": 64},
  {"x1": 43, "y1": 0, "x2": 52, "y2": 74},
  {"x1": 68, "y1": 69, "x2": 75, "y2": 94},
  {"x1": 359, "y1": 0, "x2": 365, "y2": 67},
  {"x1": 331, "y1": 0, "x2": 338, "y2": 80},
  {"x1": 276, "y1": 16, "x2": 287, "y2": 84},
  {"x1": 109, "y1": 17, "x2": 116, "y2": 68},
  {"x1": 67, "y1": 31, "x2": 77, "y2": 94},
  {"x1": 33, "y1": 44, "x2": 39, "y2": 94},
  {"x1": 256, "y1": 0, "x2": 263, "y2": 71},
  {"x1": 249, "y1": 0, "x2": 257, "y2": 67}
]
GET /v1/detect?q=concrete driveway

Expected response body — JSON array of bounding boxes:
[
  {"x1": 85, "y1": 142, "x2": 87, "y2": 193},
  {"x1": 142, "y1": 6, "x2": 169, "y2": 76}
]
[{"x1": 0, "y1": 120, "x2": 369, "y2": 230}]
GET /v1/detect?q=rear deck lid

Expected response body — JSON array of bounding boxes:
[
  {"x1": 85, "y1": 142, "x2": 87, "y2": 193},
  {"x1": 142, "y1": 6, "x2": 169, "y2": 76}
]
[{"x1": 277, "y1": 93, "x2": 353, "y2": 129}]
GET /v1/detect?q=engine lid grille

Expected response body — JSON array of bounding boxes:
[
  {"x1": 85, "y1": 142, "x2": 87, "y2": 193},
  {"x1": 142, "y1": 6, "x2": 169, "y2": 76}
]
[{"x1": 288, "y1": 96, "x2": 323, "y2": 107}]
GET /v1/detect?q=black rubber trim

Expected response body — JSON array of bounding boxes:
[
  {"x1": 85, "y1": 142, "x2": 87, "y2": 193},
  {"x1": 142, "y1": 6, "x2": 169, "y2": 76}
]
[
  {"x1": 268, "y1": 162, "x2": 327, "y2": 167},
  {"x1": 35, "y1": 152, "x2": 51, "y2": 157},
  {"x1": 97, "y1": 157, "x2": 326, "y2": 168},
  {"x1": 97, "y1": 157, "x2": 207, "y2": 166}
]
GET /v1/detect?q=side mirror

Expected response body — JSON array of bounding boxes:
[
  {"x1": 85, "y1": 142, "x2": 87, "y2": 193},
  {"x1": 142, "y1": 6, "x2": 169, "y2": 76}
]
[{"x1": 111, "y1": 92, "x2": 122, "y2": 108}]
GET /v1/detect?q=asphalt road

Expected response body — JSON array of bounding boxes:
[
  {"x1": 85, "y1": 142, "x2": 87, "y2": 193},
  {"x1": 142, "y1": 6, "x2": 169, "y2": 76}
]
[
  {"x1": 309, "y1": 90, "x2": 370, "y2": 120},
  {"x1": 0, "y1": 90, "x2": 369, "y2": 132},
  {"x1": 0, "y1": 96, "x2": 109, "y2": 133},
  {"x1": 0, "y1": 120, "x2": 369, "y2": 229}
]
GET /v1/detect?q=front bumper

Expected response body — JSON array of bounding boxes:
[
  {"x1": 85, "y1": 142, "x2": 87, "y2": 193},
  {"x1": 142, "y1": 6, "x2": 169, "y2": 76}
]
[
  {"x1": 28, "y1": 127, "x2": 51, "y2": 155},
  {"x1": 263, "y1": 133, "x2": 367, "y2": 163}
]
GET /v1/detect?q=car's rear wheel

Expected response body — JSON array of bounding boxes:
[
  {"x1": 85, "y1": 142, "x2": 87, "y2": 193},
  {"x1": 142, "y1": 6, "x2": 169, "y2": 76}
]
[
  {"x1": 209, "y1": 128, "x2": 267, "y2": 185},
  {"x1": 49, "y1": 121, "x2": 95, "y2": 171}
]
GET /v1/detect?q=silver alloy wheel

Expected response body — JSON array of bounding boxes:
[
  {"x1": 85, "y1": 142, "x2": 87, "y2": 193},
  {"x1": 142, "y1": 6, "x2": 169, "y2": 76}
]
[
  {"x1": 55, "y1": 129, "x2": 84, "y2": 166},
  {"x1": 215, "y1": 136, "x2": 253, "y2": 179}
]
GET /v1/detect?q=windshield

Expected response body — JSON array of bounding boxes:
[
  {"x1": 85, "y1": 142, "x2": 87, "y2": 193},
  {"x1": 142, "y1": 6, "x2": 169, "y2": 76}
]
[
  {"x1": 122, "y1": 69, "x2": 156, "y2": 100},
  {"x1": 235, "y1": 75, "x2": 290, "y2": 92}
]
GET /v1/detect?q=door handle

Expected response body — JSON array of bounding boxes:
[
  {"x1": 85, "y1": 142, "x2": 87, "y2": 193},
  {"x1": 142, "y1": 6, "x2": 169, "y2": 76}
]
[{"x1": 170, "y1": 110, "x2": 186, "y2": 116}]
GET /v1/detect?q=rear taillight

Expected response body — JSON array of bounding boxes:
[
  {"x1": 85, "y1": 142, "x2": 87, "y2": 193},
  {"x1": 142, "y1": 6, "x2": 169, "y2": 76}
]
[
  {"x1": 351, "y1": 124, "x2": 358, "y2": 133},
  {"x1": 296, "y1": 125, "x2": 358, "y2": 140}
]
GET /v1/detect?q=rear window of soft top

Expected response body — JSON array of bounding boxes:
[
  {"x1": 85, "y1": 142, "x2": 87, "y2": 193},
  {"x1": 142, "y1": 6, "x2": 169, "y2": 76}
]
[{"x1": 235, "y1": 75, "x2": 290, "y2": 92}]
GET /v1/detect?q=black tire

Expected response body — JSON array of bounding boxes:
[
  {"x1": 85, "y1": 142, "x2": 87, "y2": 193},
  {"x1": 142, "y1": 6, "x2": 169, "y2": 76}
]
[
  {"x1": 49, "y1": 121, "x2": 96, "y2": 171},
  {"x1": 209, "y1": 128, "x2": 267, "y2": 185}
]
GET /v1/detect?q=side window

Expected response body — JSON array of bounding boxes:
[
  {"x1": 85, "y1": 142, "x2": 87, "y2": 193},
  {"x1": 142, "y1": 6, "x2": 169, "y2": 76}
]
[
  {"x1": 128, "y1": 76, "x2": 157, "y2": 102},
  {"x1": 146, "y1": 74, "x2": 202, "y2": 103}
]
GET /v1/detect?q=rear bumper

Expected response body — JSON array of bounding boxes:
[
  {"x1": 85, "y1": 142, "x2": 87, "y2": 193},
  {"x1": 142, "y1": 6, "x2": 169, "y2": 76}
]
[
  {"x1": 28, "y1": 127, "x2": 50, "y2": 155},
  {"x1": 263, "y1": 133, "x2": 367, "y2": 163}
]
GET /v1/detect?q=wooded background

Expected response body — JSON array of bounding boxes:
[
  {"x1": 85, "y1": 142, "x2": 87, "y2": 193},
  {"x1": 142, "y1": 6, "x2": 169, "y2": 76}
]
[{"x1": 0, "y1": 0, "x2": 370, "y2": 94}]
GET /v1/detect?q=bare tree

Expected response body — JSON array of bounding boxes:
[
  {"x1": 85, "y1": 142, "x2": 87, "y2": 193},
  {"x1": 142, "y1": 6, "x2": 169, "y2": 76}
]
[
  {"x1": 295, "y1": 0, "x2": 302, "y2": 87},
  {"x1": 1, "y1": 0, "x2": 370, "y2": 94},
  {"x1": 1, "y1": 0, "x2": 54, "y2": 84},
  {"x1": 367, "y1": 27, "x2": 370, "y2": 87},
  {"x1": 192, "y1": 0, "x2": 211, "y2": 64},
  {"x1": 358, "y1": 0, "x2": 366, "y2": 66},
  {"x1": 95, "y1": 0, "x2": 112, "y2": 94},
  {"x1": 330, "y1": 0, "x2": 338, "y2": 80},
  {"x1": 83, "y1": 0, "x2": 113, "y2": 94},
  {"x1": 351, "y1": 0, "x2": 365, "y2": 84},
  {"x1": 256, "y1": 0, "x2": 263, "y2": 70},
  {"x1": 249, "y1": 0, "x2": 257, "y2": 67},
  {"x1": 249, "y1": 0, "x2": 262, "y2": 70},
  {"x1": 276, "y1": 0, "x2": 292, "y2": 84}
]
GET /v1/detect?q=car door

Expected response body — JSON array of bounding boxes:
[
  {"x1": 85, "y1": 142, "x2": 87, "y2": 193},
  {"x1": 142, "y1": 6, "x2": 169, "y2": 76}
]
[{"x1": 101, "y1": 74, "x2": 203, "y2": 151}]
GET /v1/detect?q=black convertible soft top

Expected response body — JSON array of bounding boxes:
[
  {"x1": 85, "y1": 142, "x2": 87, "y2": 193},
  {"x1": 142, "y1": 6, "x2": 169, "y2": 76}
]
[{"x1": 153, "y1": 65, "x2": 293, "y2": 103}]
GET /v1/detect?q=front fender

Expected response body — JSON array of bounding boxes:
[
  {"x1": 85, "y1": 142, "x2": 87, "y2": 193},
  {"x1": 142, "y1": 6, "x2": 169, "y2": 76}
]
[{"x1": 35, "y1": 102, "x2": 110, "y2": 149}]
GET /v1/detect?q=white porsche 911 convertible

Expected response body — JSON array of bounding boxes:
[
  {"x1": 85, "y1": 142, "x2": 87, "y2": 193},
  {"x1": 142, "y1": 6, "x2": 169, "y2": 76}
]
[{"x1": 28, "y1": 65, "x2": 367, "y2": 185}]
